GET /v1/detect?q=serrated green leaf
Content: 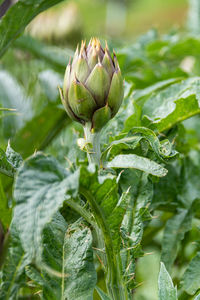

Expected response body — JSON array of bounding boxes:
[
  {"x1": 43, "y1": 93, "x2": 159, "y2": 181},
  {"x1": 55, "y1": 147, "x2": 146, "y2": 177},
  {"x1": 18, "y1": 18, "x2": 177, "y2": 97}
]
[
  {"x1": 0, "y1": 0, "x2": 65, "y2": 58},
  {"x1": 25, "y1": 213, "x2": 68, "y2": 300},
  {"x1": 41, "y1": 212, "x2": 68, "y2": 300},
  {"x1": 161, "y1": 208, "x2": 192, "y2": 272},
  {"x1": 158, "y1": 262, "x2": 177, "y2": 300},
  {"x1": 0, "y1": 223, "x2": 30, "y2": 300},
  {"x1": 39, "y1": 214, "x2": 96, "y2": 300},
  {"x1": 142, "y1": 77, "x2": 200, "y2": 132},
  {"x1": 107, "y1": 154, "x2": 168, "y2": 177},
  {"x1": 26, "y1": 213, "x2": 95, "y2": 300},
  {"x1": 63, "y1": 226, "x2": 97, "y2": 300},
  {"x1": 80, "y1": 165, "x2": 129, "y2": 279},
  {"x1": 122, "y1": 173, "x2": 153, "y2": 246},
  {"x1": 107, "y1": 189, "x2": 130, "y2": 252},
  {"x1": 102, "y1": 136, "x2": 142, "y2": 163},
  {"x1": 80, "y1": 165, "x2": 119, "y2": 218},
  {"x1": 13, "y1": 153, "x2": 79, "y2": 260},
  {"x1": 182, "y1": 252, "x2": 200, "y2": 295},
  {"x1": 96, "y1": 178, "x2": 119, "y2": 218},
  {"x1": 103, "y1": 127, "x2": 176, "y2": 168},
  {"x1": 120, "y1": 173, "x2": 152, "y2": 288}
]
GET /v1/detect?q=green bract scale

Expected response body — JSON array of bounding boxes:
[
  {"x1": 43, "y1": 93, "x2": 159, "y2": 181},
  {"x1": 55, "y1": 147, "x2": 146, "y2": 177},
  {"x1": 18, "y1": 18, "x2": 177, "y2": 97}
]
[{"x1": 59, "y1": 38, "x2": 124, "y2": 132}]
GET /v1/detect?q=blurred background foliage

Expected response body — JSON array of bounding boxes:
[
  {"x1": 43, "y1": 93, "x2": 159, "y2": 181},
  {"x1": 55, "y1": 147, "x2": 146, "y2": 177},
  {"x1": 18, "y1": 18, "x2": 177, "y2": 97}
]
[
  {"x1": 0, "y1": 0, "x2": 200, "y2": 299},
  {"x1": 27, "y1": 0, "x2": 188, "y2": 43}
]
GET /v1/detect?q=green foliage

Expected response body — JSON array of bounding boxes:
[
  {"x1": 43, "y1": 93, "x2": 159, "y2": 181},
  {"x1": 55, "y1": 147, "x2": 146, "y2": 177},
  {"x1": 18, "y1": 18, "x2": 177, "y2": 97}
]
[
  {"x1": 96, "y1": 287, "x2": 111, "y2": 300},
  {"x1": 0, "y1": 0, "x2": 65, "y2": 58},
  {"x1": 0, "y1": 223, "x2": 30, "y2": 300},
  {"x1": 158, "y1": 262, "x2": 177, "y2": 300},
  {"x1": 1, "y1": 1, "x2": 200, "y2": 299},
  {"x1": 161, "y1": 208, "x2": 193, "y2": 272},
  {"x1": 14, "y1": 35, "x2": 72, "y2": 72},
  {"x1": 107, "y1": 154, "x2": 168, "y2": 177},
  {"x1": 63, "y1": 226, "x2": 97, "y2": 300},
  {"x1": 142, "y1": 78, "x2": 200, "y2": 132},
  {"x1": 187, "y1": 0, "x2": 200, "y2": 35},
  {"x1": 182, "y1": 252, "x2": 200, "y2": 295},
  {"x1": 13, "y1": 153, "x2": 79, "y2": 260}
]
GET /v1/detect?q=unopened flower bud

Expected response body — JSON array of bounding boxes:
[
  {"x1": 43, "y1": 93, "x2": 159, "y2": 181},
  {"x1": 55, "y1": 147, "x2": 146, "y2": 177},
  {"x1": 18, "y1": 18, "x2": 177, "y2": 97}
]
[{"x1": 59, "y1": 38, "x2": 124, "y2": 132}]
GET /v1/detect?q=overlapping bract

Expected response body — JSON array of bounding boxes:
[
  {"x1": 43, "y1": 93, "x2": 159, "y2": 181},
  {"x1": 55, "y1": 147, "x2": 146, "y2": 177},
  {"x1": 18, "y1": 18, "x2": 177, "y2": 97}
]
[{"x1": 60, "y1": 38, "x2": 124, "y2": 131}]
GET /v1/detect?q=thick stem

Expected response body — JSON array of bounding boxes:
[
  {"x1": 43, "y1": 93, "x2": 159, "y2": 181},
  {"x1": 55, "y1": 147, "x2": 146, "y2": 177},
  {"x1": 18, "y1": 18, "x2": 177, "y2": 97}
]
[
  {"x1": 83, "y1": 122, "x2": 101, "y2": 166},
  {"x1": 81, "y1": 124, "x2": 128, "y2": 299},
  {"x1": 80, "y1": 187, "x2": 128, "y2": 300},
  {"x1": 106, "y1": 251, "x2": 128, "y2": 300}
]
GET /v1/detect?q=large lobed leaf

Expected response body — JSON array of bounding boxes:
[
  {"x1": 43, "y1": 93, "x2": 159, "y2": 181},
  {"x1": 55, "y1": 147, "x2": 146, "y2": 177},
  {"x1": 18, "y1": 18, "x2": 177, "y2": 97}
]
[
  {"x1": 107, "y1": 154, "x2": 168, "y2": 177},
  {"x1": 104, "y1": 127, "x2": 177, "y2": 163},
  {"x1": 1, "y1": 212, "x2": 97, "y2": 300},
  {"x1": 26, "y1": 213, "x2": 97, "y2": 300},
  {"x1": 141, "y1": 77, "x2": 200, "y2": 132},
  {"x1": 63, "y1": 226, "x2": 97, "y2": 300},
  {"x1": 13, "y1": 153, "x2": 79, "y2": 260},
  {"x1": 0, "y1": 0, "x2": 65, "y2": 58}
]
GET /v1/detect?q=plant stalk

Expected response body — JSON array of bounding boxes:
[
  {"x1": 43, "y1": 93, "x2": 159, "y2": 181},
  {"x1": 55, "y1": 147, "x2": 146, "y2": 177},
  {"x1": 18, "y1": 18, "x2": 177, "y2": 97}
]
[
  {"x1": 80, "y1": 187, "x2": 128, "y2": 300},
  {"x1": 82, "y1": 124, "x2": 128, "y2": 299},
  {"x1": 83, "y1": 122, "x2": 101, "y2": 166}
]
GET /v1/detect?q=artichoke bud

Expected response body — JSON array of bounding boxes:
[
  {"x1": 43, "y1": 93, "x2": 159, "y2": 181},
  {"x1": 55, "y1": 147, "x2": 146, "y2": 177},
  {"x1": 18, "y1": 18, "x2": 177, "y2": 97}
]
[{"x1": 61, "y1": 38, "x2": 124, "y2": 131}]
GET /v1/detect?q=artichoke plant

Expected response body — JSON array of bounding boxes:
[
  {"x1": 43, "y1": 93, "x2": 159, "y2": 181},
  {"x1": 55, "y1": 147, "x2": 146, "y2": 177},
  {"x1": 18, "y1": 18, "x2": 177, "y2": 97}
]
[{"x1": 59, "y1": 38, "x2": 124, "y2": 132}]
